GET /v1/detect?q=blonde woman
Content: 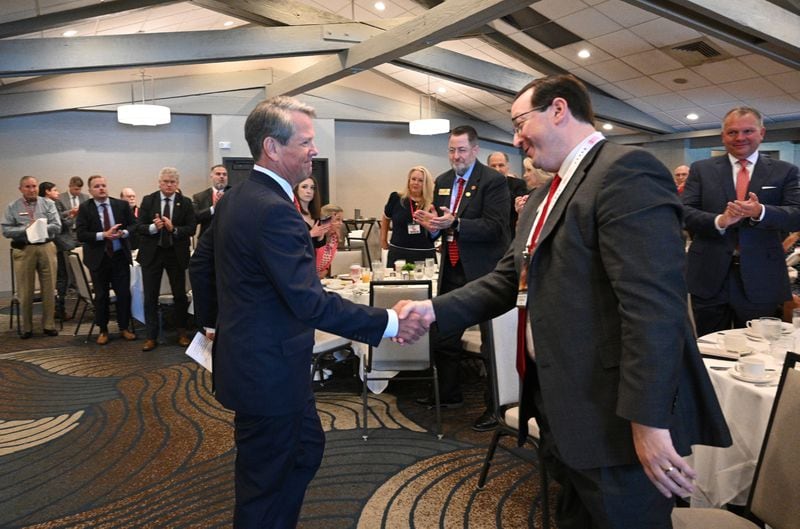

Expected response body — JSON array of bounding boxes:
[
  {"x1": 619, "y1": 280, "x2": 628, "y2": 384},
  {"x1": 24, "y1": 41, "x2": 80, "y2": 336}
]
[
  {"x1": 380, "y1": 166, "x2": 436, "y2": 268},
  {"x1": 516, "y1": 157, "x2": 555, "y2": 214},
  {"x1": 316, "y1": 204, "x2": 345, "y2": 278}
]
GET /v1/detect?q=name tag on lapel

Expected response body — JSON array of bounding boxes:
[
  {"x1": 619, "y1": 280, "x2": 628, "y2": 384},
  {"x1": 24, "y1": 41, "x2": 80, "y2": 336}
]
[
  {"x1": 439, "y1": 188, "x2": 451, "y2": 196},
  {"x1": 762, "y1": 186, "x2": 776, "y2": 190}
]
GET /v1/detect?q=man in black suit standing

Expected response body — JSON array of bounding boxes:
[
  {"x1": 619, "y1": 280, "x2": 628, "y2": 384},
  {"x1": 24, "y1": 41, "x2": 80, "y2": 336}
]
[
  {"x1": 401, "y1": 75, "x2": 731, "y2": 527},
  {"x1": 192, "y1": 164, "x2": 230, "y2": 238},
  {"x1": 683, "y1": 107, "x2": 800, "y2": 334},
  {"x1": 76, "y1": 175, "x2": 136, "y2": 345},
  {"x1": 487, "y1": 151, "x2": 528, "y2": 231},
  {"x1": 202, "y1": 96, "x2": 426, "y2": 528},
  {"x1": 135, "y1": 167, "x2": 196, "y2": 352},
  {"x1": 413, "y1": 125, "x2": 510, "y2": 432}
]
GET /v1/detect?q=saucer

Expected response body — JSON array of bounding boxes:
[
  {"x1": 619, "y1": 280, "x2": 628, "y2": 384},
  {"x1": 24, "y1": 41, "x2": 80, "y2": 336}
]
[
  {"x1": 729, "y1": 369, "x2": 779, "y2": 384},
  {"x1": 325, "y1": 281, "x2": 346, "y2": 290}
]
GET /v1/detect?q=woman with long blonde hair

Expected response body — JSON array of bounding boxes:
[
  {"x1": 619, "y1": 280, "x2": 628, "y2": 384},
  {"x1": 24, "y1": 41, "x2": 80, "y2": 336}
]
[{"x1": 380, "y1": 165, "x2": 436, "y2": 268}]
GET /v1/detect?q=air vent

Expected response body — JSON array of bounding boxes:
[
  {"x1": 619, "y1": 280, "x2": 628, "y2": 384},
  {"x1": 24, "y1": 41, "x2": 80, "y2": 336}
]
[{"x1": 661, "y1": 38, "x2": 731, "y2": 67}]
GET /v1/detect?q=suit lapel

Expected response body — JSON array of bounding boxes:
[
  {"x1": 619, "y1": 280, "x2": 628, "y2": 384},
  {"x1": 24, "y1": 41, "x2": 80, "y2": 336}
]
[
  {"x1": 748, "y1": 154, "x2": 772, "y2": 197},
  {"x1": 456, "y1": 163, "x2": 481, "y2": 216},
  {"x1": 714, "y1": 156, "x2": 737, "y2": 202}
]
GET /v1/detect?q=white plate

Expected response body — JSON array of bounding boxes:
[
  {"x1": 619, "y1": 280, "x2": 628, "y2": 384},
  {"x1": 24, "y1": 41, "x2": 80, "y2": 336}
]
[
  {"x1": 325, "y1": 281, "x2": 346, "y2": 290},
  {"x1": 744, "y1": 323, "x2": 793, "y2": 340},
  {"x1": 729, "y1": 369, "x2": 779, "y2": 384}
]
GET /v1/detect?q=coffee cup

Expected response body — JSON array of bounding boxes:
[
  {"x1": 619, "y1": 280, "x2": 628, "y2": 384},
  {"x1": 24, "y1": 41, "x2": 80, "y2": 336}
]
[
  {"x1": 746, "y1": 319, "x2": 763, "y2": 337},
  {"x1": 349, "y1": 263, "x2": 362, "y2": 282},
  {"x1": 723, "y1": 334, "x2": 748, "y2": 354},
  {"x1": 394, "y1": 259, "x2": 406, "y2": 273},
  {"x1": 735, "y1": 357, "x2": 766, "y2": 378}
]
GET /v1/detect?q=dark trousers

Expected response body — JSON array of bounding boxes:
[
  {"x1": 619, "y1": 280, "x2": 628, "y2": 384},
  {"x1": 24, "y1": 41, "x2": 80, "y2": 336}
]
[
  {"x1": 56, "y1": 250, "x2": 68, "y2": 313},
  {"x1": 692, "y1": 263, "x2": 780, "y2": 336},
  {"x1": 233, "y1": 397, "x2": 325, "y2": 529},
  {"x1": 533, "y1": 390, "x2": 674, "y2": 529},
  {"x1": 89, "y1": 250, "x2": 132, "y2": 332},
  {"x1": 432, "y1": 260, "x2": 492, "y2": 408},
  {"x1": 141, "y1": 247, "x2": 188, "y2": 340}
]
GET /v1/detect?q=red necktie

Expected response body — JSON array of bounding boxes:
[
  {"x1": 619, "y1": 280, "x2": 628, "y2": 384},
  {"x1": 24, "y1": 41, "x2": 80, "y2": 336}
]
[
  {"x1": 736, "y1": 159, "x2": 749, "y2": 201},
  {"x1": 101, "y1": 203, "x2": 113, "y2": 257},
  {"x1": 516, "y1": 174, "x2": 562, "y2": 379},
  {"x1": 293, "y1": 195, "x2": 302, "y2": 212},
  {"x1": 447, "y1": 177, "x2": 466, "y2": 267}
]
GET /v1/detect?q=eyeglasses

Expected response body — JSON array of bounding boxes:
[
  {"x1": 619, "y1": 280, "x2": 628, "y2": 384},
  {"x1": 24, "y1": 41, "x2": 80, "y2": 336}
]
[{"x1": 512, "y1": 104, "x2": 550, "y2": 135}]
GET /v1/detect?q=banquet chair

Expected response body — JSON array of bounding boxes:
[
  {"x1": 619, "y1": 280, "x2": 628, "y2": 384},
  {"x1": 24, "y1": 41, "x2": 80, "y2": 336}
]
[
  {"x1": 67, "y1": 251, "x2": 118, "y2": 342},
  {"x1": 156, "y1": 269, "x2": 192, "y2": 342},
  {"x1": 363, "y1": 280, "x2": 439, "y2": 440},
  {"x1": 475, "y1": 307, "x2": 549, "y2": 529},
  {"x1": 329, "y1": 249, "x2": 363, "y2": 277},
  {"x1": 672, "y1": 351, "x2": 800, "y2": 529},
  {"x1": 311, "y1": 331, "x2": 354, "y2": 386}
]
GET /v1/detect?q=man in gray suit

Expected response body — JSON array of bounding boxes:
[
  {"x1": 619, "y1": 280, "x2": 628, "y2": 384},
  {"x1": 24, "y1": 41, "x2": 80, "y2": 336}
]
[
  {"x1": 399, "y1": 75, "x2": 730, "y2": 528},
  {"x1": 683, "y1": 107, "x2": 800, "y2": 335},
  {"x1": 58, "y1": 176, "x2": 90, "y2": 227}
]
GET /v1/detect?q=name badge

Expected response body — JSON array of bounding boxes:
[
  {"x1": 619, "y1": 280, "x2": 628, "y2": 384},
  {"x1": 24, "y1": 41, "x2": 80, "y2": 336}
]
[
  {"x1": 438, "y1": 188, "x2": 451, "y2": 196},
  {"x1": 407, "y1": 223, "x2": 421, "y2": 235},
  {"x1": 446, "y1": 233, "x2": 455, "y2": 242}
]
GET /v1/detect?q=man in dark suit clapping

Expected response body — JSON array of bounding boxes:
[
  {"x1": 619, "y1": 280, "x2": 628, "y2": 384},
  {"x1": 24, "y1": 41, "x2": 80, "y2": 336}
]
[
  {"x1": 192, "y1": 164, "x2": 230, "y2": 238},
  {"x1": 135, "y1": 167, "x2": 196, "y2": 351},
  {"x1": 76, "y1": 175, "x2": 136, "y2": 345}
]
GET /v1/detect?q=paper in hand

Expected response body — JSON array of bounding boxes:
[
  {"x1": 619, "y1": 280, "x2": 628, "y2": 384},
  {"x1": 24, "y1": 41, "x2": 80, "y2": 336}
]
[
  {"x1": 185, "y1": 332, "x2": 213, "y2": 372},
  {"x1": 25, "y1": 218, "x2": 48, "y2": 243}
]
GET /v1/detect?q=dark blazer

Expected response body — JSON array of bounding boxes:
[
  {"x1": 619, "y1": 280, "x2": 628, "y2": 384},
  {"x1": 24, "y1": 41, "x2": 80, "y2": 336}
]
[
  {"x1": 211, "y1": 170, "x2": 389, "y2": 416},
  {"x1": 192, "y1": 186, "x2": 230, "y2": 238},
  {"x1": 75, "y1": 197, "x2": 133, "y2": 271},
  {"x1": 432, "y1": 141, "x2": 731, "y2": 469},
  {"x1": 134, "y1": 191, "x2": 196, "y2": 269},
  {"x1": 507, "y1": 175, "x2": 528, "y2": 231},
  {"x1": 683, "y1": 154, "x2": 800, "y2": 304},
  {"x1": 188, "y1": 227, "x2": 216, "y2": 330},
  {"x1": 431, "y1": 161, "x2": 510, "y2": 282}
]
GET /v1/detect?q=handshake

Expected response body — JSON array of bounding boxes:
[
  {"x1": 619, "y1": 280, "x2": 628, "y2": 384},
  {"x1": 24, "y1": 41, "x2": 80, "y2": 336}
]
[{"x1": 391, "y1": 300, "x2": 436, "y2": 345}]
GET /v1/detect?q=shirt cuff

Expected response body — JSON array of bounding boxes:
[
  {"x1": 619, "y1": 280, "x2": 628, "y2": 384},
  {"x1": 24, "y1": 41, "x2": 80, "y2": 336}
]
[
  {"x1": 383, "y1": 309, "x2": 399, "y2": 338},
  {"x1": 149, "y1": 223, "x2": 157, "y2": 235},
  {"x1": 96, "y1": 232, "x2": 104, "y2": 241},
  {"x1": 752, "y1": 204, "x2": 765, "y2": 222},
  {"x1": 714, "y1": 214, "x2": 726, "y2": 234}
]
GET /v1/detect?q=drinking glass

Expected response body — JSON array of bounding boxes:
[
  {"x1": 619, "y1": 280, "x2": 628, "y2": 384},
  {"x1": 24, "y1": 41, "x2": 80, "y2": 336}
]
[
  {"x1": 760, "y1": 316, "x2": 782, "y2": 355},
  {"x1": 792, "y1": 308, "x2": 800, "y2": 329}
]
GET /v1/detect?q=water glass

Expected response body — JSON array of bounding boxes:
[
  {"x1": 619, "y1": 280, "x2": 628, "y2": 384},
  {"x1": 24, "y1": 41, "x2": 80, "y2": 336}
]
[
  {"x1": 792, "y1": 308, "x2": 800, "y2": 329},
  {"x1": 760, "y1": 316, "x2": 782, "y2": 344}
]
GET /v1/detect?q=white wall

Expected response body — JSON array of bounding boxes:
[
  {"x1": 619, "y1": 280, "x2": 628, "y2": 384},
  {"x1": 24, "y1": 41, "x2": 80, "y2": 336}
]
[{"x1": 0, "y1": 110, "x2": 209, "y2": 292}]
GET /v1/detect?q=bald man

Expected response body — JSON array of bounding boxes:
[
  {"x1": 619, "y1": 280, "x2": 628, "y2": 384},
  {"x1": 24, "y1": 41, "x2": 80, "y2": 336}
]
[
  {"x1": 673, "y1": 165, "x2": 689, "y2": 195},
  {"x1": 487, "y1": 151, "x2": 527, "y2": 231}
]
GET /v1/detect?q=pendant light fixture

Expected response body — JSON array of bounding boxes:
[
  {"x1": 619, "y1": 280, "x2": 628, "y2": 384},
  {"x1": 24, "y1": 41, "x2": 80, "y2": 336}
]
[
  {"x1": 117, "y1": 70, "x2": 171, "y2": 126},
  {"x1": 409, "y1": 77, "x2": 450, "y2": 135}
]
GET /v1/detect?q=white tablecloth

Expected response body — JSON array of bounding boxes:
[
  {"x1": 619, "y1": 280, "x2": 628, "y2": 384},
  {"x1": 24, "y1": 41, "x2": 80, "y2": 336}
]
[{"x1": 689, "y1": 329, "x2": 782, "y2": 507}]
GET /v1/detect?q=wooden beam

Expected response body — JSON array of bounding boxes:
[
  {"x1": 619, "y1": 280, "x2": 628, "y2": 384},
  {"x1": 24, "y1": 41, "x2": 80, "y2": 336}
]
[
  {"x1": 265, "y1": 0, "x2": 533, "y2": 97},
  {"x1": 0, "y1": 0, "x2": 180, "y2": 39}
]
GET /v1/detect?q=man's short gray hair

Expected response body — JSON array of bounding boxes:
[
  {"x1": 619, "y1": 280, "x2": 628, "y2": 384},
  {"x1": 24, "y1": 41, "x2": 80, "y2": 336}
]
[{"x1": 245, "y1": 96, "x2": 316, "y2": 160}]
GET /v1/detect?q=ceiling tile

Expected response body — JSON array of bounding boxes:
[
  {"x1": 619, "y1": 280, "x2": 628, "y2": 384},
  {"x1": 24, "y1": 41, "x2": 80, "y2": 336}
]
[
  {"x1": 650, "y1": 68, "x2": 712, "y2": 91},
  {"x1": 589, "y1": 29, "x2": 652, "y2": 57},
  {"x1": 556, "y1": 7, "x2": 622, "y2": 39},
  {"x1": 596, "y1": 83, "x2": 635, "y2": 100},
  {"x1": 614, "y1": 76, "x2": 670, "y2": 97},
  {"x1": 531, "y1": 0, "x2": 589, "y2": 20},
  {"x1": 553, "y1": 41, "x2": 613, "y2": 66},
  {"x1": 593, "y1": 0, "x2": 659, "y2": 26},
  {"x1": 629, "y1": 18, "x2": 702, "y2": 48},
  {"x1": 621, "y1": 49, "x2": 684, "y2": 75},
  {"x1": 661, "y1": 108, "x2": 720, "y2": 127},
  {"x1": 571, "y1": 68, "x2": 609, "y2": 87},
  {"x1": 524, "y1": 21, "x2": 582, "y2": 48},
  {"x1": 639, "y1": 92, "x2": 695, "y2": 111},
  {"x1": 500, "y1": 28, "x2": 551, "y2": 54},
  {"x1": 706, "y1": 36, "x2": 748, "y2": 57},
  {"x1": 767, "y1": 71, "x2": 800, "y2": 93},
  {"x1": 719, "y1": 78, "x2": 785, "y2": 99},
  {"x1": 626, "y1": 98, "x2": 662, "y2": 114},
  {"x1": 742, "y1": 95, "x2": 800, "y2": 117},
  {"x1": 583, "y1": 59, "x2": 641, "y2": 82},
  {"x1": 738, "y1": 54, "x2": 793, "y2": 76},
  {"x1": 692, "y1": 58, "x2": 759, "y2": 84},
  {"x1": 539, "y1": 50, "x2": 579, "y2": 71},
  {"x1": 678, "y1": 86, "x2": 739, "y2": 107}
]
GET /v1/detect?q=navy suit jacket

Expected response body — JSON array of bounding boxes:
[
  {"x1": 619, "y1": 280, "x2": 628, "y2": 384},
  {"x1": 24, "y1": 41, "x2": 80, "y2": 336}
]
[
  {"x1": 432, "y1": 142, "x2": 730, "y2": 469},
  {"x1": 75, "y1": 197, "x2": 133, "y2": 271},
  {"x1": 431, "y1": 161, "x2": 510, "y2": 283},
  {"x1": 211, "y1": 169, "x2": 389, "y2": 416},
  {"x1": 135, "y1": 191, "x2": 196, "y2": 270},
  {"x1": 192, "y1": 186, "x2": 230, "y2": 238},
  {"x1": 683, "y1": 154, "x2": 800, "y2": 304}
]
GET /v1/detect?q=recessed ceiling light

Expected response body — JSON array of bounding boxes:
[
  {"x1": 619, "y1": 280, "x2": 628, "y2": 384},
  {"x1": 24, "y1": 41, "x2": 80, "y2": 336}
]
[
  {"x1": 437, "y1": 87, "x2": 447, "y2": 94},
  {"x1": 223, "y1": 21, "x2": 234, "y2": 27},
  {"x1": 602, "y1": 123, "x2": 613, "y2": 131},
  {"x1": 686, "y1": 113, "x2": 699, "y2": 121},
  {"x1": 63, "y1": 30, "x2": 78, "y2": 37},
  {"x1": 374, "y1": 1, "x2": 386, "y2": 10},
  {"x1": 673, "y1": 77, "x2": 688, "y2": 85},
  {"x1": 577, "y1": 49, "x2": 591, "y2": 59}
]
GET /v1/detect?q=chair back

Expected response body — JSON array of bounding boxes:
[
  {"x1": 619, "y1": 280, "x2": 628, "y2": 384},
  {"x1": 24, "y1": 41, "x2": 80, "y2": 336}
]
[
  {"x1": 748, "y1": 351, "x2": 800, "y2": 528},
  {"x1": 67, "y1": 251, "x2": 93, "y2": 302},
  {"x1": 367, "y1": 280, "x2": 432, "y2": 372},
  {"x1": 484, "y1": 308, "x2": 521, "y2": 409},
  {"x1": 330, "y1": 249, "x2": 363, "y2": 277}
]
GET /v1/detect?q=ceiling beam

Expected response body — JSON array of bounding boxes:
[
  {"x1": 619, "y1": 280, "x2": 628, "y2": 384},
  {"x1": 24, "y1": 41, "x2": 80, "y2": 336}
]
[
  {"x1": 0, "y1": 0, "x2": 180, "y2": 39},
  {"x1": 0, "y1": 70, "x2": 273, "y2": 118},
  {"x1": 265, "y1": 0, "x2": 533, "y2": 97},
  {"x1": 189, "y1": 0, "x2": 349, "y2": 26},
  {"x1": 623, "y1": 0, "x2": 800, "y2": 68},
  {"x1": 0, "y1": 25, "x2": 379, "y2": 77}
]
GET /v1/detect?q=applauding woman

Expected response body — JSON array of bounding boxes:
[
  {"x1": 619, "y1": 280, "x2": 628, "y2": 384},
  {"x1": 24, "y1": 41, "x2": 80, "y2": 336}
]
[
  {"x1": 294, "y1": 176, "x2": 328, "y2": 248},
  {"x1": 380, "y1": 166, "x2": 436, "y2": 269},
  {"x1": 316, "y1": 204, "x2": 345, "y2": 279}
]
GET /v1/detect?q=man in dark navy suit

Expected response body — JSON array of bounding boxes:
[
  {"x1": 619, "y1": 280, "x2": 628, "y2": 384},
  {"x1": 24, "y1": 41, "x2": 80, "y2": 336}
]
[
  {"x1": 76, "y1": 175, "x2": 136, "y2": 345},
  {"x1": 207, "y1": 96, "x2": 427, "y2": 528},
  {"x1": 683, "y1": 106, "x2": 800, "y2": 334}
]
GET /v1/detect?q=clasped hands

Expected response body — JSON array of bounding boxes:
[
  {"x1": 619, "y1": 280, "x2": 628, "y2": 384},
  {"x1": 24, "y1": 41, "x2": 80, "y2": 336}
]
[
  {"x1": 413, "y1": 205, "x2": 455, "y2": 231},
  {"x1": 153, "y1": 213, "x2": 174, "y2": 233},
  {"x1": 718, "y1": 192, "x2": 762, "y2": 228},
  {"x1": 103, "y1": 223, "x2": 123, "y2": 240},
  {"x1": 390, "y1": 299, "x2": 436, "y2": 344}
]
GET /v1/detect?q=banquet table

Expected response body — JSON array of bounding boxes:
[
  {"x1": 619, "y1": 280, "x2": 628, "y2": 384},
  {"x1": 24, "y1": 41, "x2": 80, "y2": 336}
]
[{"x1": 689, "y1": 328, "x2": 788, "y2": 508}]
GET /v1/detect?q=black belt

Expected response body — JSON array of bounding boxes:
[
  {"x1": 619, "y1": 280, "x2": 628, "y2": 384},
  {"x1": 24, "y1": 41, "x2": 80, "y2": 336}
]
[
  {"x1": 731, "y1": 255, "x2": 741, "y2": 266},
  {"x1": 11, "y1": 240, "x2": 52, "y2": 249}
]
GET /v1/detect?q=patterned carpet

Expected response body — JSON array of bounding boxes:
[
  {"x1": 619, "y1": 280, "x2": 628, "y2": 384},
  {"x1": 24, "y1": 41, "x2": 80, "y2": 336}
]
[{"x1": 0, "y1": 312, "x2": 553, "y2": 528}]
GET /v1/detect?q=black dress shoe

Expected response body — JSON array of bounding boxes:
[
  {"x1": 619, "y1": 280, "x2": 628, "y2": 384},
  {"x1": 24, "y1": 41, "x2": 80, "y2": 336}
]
[
  {"x1": 20, "y1": 331, "x2": 33, "y2": 339},
  {"x1": 471, "y1": 410, "x2": 499, "y2": 432},
  {"x1": 43, "y1": 329, "x2": 59, "y2": 337},
  {"x1": 415, "y1": 395, "x2": 464, "y2": 409}
]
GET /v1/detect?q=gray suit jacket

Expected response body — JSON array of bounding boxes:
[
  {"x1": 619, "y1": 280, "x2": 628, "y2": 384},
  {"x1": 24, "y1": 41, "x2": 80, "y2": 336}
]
[
  {"x1": 683, "y1": 154, "x2": 800, "y2": 304},
  {"x1": 432, "y1": 141, "x2": 731, "y2": 469},
  {"x1": 58, "y1": 192, "x2": 89, "y2": 212}
]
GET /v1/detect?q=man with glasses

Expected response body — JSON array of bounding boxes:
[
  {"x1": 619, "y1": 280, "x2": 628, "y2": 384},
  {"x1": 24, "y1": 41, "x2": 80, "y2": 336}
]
[
  {"x1": 135, "y1": 167, "x2": 196, "y2": 351},
  {"x1": 400, "y1": 75, "x2": 731, "y2": 527},
  {"x1": 683, "y1": 107, "x2": 800, "y2": 335},
  {"x1": 413, "y1": 125, "x2": 510, "y2": 432}
]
